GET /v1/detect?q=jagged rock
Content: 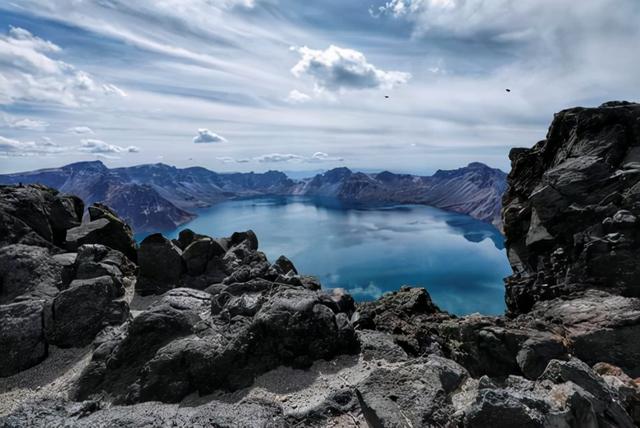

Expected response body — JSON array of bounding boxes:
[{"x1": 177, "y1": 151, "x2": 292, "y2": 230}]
[
  {"x1": 78, "y1": 285, "x2": 358, "y2": 404},
  {"x1": 73, "y1": 245, "x2": 131, "y2": 297},
  {"x1": 77, "y1": 288, "x2": 212, "y2": 401},
  {"x1": 521, "y1": 290, "x2": 640, "y2": 377},
  {"x1": 503, "y1": 102, "x2": 640, "y2": 314},
  {"x1": 273, "y1": 255, "x2": 298, "y2": 275},
  {"x1": 0, "y1": 184, "x2": 83, "y2": 247},
  {"x1": 593, "y1": 362, "x2": 640, "y2": 424},
  {"x1": 0, "y1": 300, "x2": 47, "y2": 377},
  {"x1": 182, "y1": 237, "x2": 225, "y2": 276},
  {"x1": 437, "y1": 315, "x2": 529, "y2": 378},
  {"x1": 174, "y1": 228, "x2": 209, "y2": 251},
  {"x1": 47, "y1": 276, "x2": 129, "y2": 348},
  {"x1": 357, "y1": 330, "x2": 409, "y2": 362},
  {"x1": 230, "y1": 229, "x2": 259, "y2": 251},
  {"x1": 461, "y1": 386, "x2": 548, "y2": 427},
  {"x1": 355, "y1": 355, "x2": 468, "y2": 427},
  {"x1": 515, "y1": 333, "x2": 568, "y2": 379},
  {"x1": 538, "y1": 358, "x2": 634, "y2": 427},
  {"x1": 52, "y1": 252, "x2": 77, "y2": 289},
  {"x1": 354, "y1": 286, "x2": 449, "y2": 356},
  {"x1": 65, "y1": 203, "x2": 137, "y2": 262},
  {"x1": 136, "y1": 233, "x2": 184, "y2": 295},
  {"x1": 0, "y1": 244, "x2": 62, "y2": 304}
]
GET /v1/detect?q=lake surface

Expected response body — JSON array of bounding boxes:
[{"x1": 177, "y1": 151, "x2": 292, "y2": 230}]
[{"x1": 149, "y1": 196, "x2": 511, "y2": 315}]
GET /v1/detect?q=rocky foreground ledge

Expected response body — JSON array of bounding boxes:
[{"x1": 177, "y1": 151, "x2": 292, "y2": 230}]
[{"x1": 2, "y1": 102, "x2": 640, "y2": 427}]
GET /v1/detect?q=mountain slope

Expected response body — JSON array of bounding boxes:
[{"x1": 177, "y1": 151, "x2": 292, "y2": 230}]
[
  {"x1": 0, "y1": 161, "x2": 507, "y2": 231},
  {"x1": 295, "y1": 162, "x2": 507, "y2": 226}
]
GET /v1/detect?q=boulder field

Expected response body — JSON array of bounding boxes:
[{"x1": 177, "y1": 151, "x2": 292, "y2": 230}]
[{"x1": 1, "y1": 102, "x2": 640, "y2": 427}]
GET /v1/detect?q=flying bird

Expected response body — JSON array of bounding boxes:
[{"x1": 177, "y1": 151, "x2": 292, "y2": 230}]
[
  {"x1": 384, "y1": 95, "x2": 390, "y2": 99},
  {"x1": 505, "y1": 89, "x2": 511, "y2": 93}
]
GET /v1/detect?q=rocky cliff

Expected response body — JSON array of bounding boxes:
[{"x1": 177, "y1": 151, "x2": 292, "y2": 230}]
[
  {"x1": 503, "y1": 101, "x2": 640, "y2": 314},
  {"x1": 2, "y1": 103, "x2": 640, "y2": 427},
  {"x1": 0, "y1": 161, "x2": 506, "y2": 232},
  {"x1": 294, "y1": 162, "x2": 507, "y2": 227}
]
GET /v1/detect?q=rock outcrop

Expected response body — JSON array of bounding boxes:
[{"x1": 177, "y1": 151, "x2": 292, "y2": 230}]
[
  {"x1": 503, "y1": 102, "x2": 640, "y2": 314},
  {"x1": 0, "y1": 185, "x2": 135, "y2": 378},
  {"x1": 3, "y1": 102, "x2": 640, "y2": 427}
]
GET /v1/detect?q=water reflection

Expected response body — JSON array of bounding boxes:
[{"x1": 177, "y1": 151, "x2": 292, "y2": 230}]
[{"x1": 142, "y1": 196, "x2": 511, "y2": 316}]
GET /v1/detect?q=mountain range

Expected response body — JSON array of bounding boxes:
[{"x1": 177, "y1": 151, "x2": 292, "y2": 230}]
[{"x1": 0, "y1": 161, "x2": 507, "y2": 232}]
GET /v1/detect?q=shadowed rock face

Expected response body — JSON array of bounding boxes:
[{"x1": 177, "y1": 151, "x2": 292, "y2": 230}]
[{"x1": 503, "y1": 102, "x2": 640, "y2": 315}]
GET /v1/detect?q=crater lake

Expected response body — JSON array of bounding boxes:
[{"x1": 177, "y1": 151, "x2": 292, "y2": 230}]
[{"x1": 140, "y1": 196, "x2": 511, "y2": 315}]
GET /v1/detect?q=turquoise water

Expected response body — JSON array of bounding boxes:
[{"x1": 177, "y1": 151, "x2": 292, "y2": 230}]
[{"x1": 143, "y1": 196, "x2": 511, "y2": 315}]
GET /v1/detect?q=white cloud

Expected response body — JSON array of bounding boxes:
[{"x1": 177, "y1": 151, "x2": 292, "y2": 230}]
[
  {"x1": 310, "y1": 151, "x2": 344, "y2": 162},
  {"x1": 79, "y1": 139, "x2": 140, "y2": 154},
  {"x1": 193, "y1": 128, "x2": 227, "y2": 143},
  {"x1": 254, "y1": 153, "x2": 304, "y2": 163},
  {"x1": 219, "y1": 152, "x2": 344, "y2": 164},
  {"x1": 0, "y1": 26, "x2": 126, "y2": 106},
  {"x1": 0, "y1": 135, "x2": 65, "y2": 156},
  {"x1": 291, "y1": 45, "x2": 411, "y2": 92},
  {"x1": 67, "y1": 126, "x2": 95, "y2": 135},
  {"x1": 285, "y1": 89, "x2": 312, "y2": 104},
  {"x1": 2, "y1": 115, "x2": 49, "y2": 131}
]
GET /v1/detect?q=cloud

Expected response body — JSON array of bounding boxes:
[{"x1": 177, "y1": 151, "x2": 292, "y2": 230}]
[
  {"x1": 219, "y1": 152, "x2": 344, "y2": 164},
  {"x1": 285, "y1": 89, "x2": 312, "y2": 104},
  {"x1": 79, "y1": 139, "x2": 140, "y2": 154},
  {"x1": 0, "y1": 26, "x2": 126, "y2": 106},
  {"x1": 310, "y1": 151, "x2": 344, "y2": 162},
  {"x1": 67, "y1": 126, "x2": 95, "y2": 135},
  {"x1": 254, "y1": 153, "x2": 304, "y2": 163},
  {"x1": 373, "y1": 0, "x2": 636, "y2": 46},
  {"x1": 193, "y1": 128, "x2": 227, "y2": 144},
  {"x1": 2, "y1": 115, "x2": 49, "y2": 131},
  {"x1": 0, "y1": 135, "x2": 65, "y2": 156},
  {"x1": 291, "y1": 45, "x2": 411, "y2": 92}
]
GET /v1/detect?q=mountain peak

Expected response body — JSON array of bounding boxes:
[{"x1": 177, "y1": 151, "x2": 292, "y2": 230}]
[
  {"x1": 63, "y1": 160, "x2": 107, "y2": 170},
  {"x1": 467, "y1": 162, "x2": 489, "y2": 169}
]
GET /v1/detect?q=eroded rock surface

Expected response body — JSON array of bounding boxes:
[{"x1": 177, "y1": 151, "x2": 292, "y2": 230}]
[{"x1": 503, "y1": 102, "x2": 640, "y2": 314}]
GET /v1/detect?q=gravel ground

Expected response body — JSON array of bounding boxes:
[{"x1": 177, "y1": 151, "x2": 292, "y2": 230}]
[{"x1": 0, "y1": 345, "x2": 92, "y2": 416}]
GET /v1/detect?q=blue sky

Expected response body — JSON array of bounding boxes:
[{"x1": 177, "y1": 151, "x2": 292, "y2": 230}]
[{"x1": 0, "y1": 0, "x2": 639, "y2": 175}]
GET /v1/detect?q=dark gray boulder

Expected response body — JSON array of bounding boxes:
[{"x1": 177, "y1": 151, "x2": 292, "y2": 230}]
[
  {"x1": 136, "y1": 233, "x2": 184, "y2": 295},
  {"x1": 0, "y1": 300, "x2": 47, "y2": 377},
  {"x1": 77, "y1": 284, "x2": 359, "y2": 404},
  {"x1": 77, "y1": 288, "x2": 211, "y2": 401},
  {"x1": 515, "y1": 332, "x2": 568, "y2": 379},
  {"x1": 355, "y1": 356, "x2": 468, "y2": 427},
  {"x1": 182, "y1": 237, "x2": 224, "y2": 276},
  {"x1": 230, "y1": 229, "x2": 258, "y2": 251},
  {"x1": 353, "y1": 286, "x2": 449, "y2": 356},
  {"x1": 0, "y1": 244, "x2": 62, "y2": 304},
  {"x1": 65, "y1": 203, "x2": 137, "y2": 262},
  {"x1": 46, "y1": 275, "x2": 129, "y2": 348},
  {"x1": 273, "y1": 255, "x2": 298, "y2": 275},
  {"x1": 0, "y1": 184, "x2": 83, "y2": 247},
  {"x1": 519, "y1": 290, "x2": 640, "y2": 377}
]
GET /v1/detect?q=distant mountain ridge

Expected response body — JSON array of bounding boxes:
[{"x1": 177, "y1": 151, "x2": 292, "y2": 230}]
[{"x1": 0, "y1": 161, "x2": 507, "y2": 232}]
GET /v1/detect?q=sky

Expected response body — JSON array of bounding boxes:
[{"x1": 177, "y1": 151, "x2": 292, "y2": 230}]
[{"x1": 0, "y1": 0, "x2": 639, "y2": 175}]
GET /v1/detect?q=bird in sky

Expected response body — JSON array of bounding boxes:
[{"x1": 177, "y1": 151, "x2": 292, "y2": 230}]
[
  {"x1": 505, "y1": 89, "x2": 511, "y2": 93},
  {"x1": 384, "y1": 95, "x2": 390, "y2": 99}
]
